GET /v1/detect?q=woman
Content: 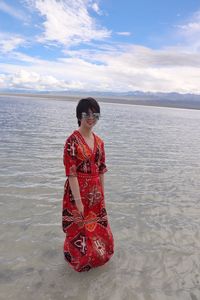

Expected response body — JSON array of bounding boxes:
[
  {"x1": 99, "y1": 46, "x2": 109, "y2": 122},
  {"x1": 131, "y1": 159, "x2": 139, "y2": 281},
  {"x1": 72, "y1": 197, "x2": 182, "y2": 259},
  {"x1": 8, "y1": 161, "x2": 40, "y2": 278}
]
[{"x1": 62, "y1": 97, "x2": 114, "y2": 272}]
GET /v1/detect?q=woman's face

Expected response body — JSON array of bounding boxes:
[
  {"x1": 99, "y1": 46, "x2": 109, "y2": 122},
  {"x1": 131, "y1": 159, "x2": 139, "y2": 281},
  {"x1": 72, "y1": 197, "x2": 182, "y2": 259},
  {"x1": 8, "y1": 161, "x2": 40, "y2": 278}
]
[{"x1": 80, "y1": 108, "x2": 99, "y2": 129}]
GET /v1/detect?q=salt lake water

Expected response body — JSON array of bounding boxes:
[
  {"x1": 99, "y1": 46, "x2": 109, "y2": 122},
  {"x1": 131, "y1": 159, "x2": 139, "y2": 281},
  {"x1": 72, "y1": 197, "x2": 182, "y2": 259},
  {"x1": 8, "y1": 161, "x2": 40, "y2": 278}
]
[{"x1": 0, "y1": 95, "x2": 200, "y2": 300}]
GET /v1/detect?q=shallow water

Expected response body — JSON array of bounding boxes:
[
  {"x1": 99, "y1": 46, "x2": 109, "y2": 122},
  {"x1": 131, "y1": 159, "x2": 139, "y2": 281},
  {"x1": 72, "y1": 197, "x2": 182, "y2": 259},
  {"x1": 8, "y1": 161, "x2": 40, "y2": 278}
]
[{"x1": 1, "y1": 95, "x2": 200, "y2": 300}]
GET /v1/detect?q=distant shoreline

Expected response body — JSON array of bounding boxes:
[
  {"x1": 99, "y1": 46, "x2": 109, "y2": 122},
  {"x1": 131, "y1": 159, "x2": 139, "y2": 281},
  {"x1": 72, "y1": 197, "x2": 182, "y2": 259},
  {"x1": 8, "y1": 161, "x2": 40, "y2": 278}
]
[{"x1": 0, "y1": 92, "x2": 200, "y2": 111}]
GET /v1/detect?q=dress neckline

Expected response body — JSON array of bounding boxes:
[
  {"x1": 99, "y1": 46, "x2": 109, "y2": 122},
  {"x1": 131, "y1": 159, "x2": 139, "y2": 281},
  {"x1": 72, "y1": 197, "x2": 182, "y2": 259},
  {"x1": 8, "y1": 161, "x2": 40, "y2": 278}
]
[{"x1": 74, "y1": 130, "x2": 96, "y2": 154}]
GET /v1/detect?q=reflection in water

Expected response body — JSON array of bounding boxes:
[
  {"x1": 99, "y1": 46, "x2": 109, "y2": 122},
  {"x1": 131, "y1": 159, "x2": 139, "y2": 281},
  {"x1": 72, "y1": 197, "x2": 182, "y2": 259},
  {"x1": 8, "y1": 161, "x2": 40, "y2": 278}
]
[{"x1": 1, "y1": 96, "x2": 200, "y2": 299}]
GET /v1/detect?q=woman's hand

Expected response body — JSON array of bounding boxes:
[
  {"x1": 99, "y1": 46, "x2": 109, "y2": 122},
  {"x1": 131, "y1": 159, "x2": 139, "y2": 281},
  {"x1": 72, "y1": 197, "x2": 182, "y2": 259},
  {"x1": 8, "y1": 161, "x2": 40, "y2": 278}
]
[
  {"x1": 68, "y1": 176, "x2": 84, "y2": 216},
  {"x1": 75, "y1": 198, "x2": 84, "y2": 216}
]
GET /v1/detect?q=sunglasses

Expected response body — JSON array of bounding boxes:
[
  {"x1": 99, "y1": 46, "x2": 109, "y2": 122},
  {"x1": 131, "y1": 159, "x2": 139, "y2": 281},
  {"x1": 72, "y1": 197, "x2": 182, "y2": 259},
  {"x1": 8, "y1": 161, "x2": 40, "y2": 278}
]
[{"x1": 81, "y1": 112, "x2": 100, "y2": 120}]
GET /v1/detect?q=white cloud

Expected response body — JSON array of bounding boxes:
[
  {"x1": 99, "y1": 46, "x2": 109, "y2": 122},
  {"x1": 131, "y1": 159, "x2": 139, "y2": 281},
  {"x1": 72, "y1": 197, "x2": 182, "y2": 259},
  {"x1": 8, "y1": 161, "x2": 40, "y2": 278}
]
[
  {"x1": 7, "y1": 69, "x2": 67, "y2": 90},
  {"x1": 26, "y1": 0, "x2": 111, "y2": 46},
  {"x1": 116, "y1": 32, "x2": 132, "y2": 36},
  {"x1": 176, "y1": 10, "x2": 200, "y2": 52},
  {"x1": 91, "y1": 2, "x2": 101, "y2": 15},
  {"x1": 178, "y1": 11, "x2": 200, "y2": 35},
  {"x1": 0, "y1": 1, "x2": 27, "y2": 20},
  {"x1": 1, "y1": 44, "x2": 200, "y2": 94},
  {"x1": 0, "y1": 33, "x2": 25, "y2": 53},
  {"x1": 1, "y1": 7, "x2": 200, "y2": 94},
  {"x1": 0, "y1": 74, "x2": 7, "y2": 88},
  {"x1": 64, "y1": 44, "x2": 200, "y2": 68}
]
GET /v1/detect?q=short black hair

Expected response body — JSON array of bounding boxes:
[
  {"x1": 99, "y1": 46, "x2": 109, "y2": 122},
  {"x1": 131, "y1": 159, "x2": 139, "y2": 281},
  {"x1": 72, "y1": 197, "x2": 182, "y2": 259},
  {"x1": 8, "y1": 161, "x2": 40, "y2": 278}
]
[{"x1": 76, "y1": 97, "x2": 100, "y2": 126}]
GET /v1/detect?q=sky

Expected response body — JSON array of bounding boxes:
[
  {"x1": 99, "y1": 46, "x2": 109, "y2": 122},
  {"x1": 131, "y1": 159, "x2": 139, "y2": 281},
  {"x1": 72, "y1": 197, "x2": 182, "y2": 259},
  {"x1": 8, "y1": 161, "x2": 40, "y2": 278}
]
[{"x1": 0, "y1": 0, "x2": 200, "y2": 94}]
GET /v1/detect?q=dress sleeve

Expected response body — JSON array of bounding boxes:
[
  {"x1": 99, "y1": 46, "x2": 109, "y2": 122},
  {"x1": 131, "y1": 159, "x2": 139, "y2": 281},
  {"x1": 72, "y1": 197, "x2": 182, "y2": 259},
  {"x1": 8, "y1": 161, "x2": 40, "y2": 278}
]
[
  {"x1": 99, "y1": 142, "x2": 108, "y2": 174},
  {"x1": 63, "y1": 136, "x2": 78, "y2": 177}
]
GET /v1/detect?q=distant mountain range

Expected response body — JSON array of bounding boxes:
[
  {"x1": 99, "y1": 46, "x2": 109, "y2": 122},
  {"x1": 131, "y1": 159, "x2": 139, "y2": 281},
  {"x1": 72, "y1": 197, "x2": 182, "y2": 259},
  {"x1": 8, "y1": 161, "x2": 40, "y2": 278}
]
[
  {"x1": 1, "y1": 89, "x2": 200, "y2": 99},
  {"x1": 1, "y1": 89, "x2": 200, "y2": 110}
]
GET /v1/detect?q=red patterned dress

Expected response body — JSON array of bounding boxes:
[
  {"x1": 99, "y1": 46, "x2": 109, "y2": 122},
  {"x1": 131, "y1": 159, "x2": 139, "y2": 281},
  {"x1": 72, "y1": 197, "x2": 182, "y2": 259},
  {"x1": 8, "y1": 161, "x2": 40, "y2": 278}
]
[{"x1": 62, "y1": 130, "x2": 114, "y2": 272}]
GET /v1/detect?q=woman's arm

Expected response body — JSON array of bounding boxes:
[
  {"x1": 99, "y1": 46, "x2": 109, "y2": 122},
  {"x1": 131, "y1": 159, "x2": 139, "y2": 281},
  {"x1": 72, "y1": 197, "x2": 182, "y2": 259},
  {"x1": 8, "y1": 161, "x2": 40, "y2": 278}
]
[
  {"x1": 68, "y1": 176, "x2": 84, "y2": 215},
  {"x1": 63, "y1": 136, "x2": 84, "y2": 215},
  {"x1": 99, "y1": 141, "x2": 107, "y2": 195},
  {"x1": 100, "y1": 173, "x2": 104, "y2": 194}
]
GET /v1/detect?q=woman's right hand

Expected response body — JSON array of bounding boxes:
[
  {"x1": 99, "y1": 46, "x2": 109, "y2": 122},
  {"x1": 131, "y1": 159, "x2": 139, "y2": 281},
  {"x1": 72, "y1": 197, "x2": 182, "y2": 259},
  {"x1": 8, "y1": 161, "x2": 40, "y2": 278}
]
[{"x1": 75, "y1": 198, "x2": 84, "y2": 216}]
